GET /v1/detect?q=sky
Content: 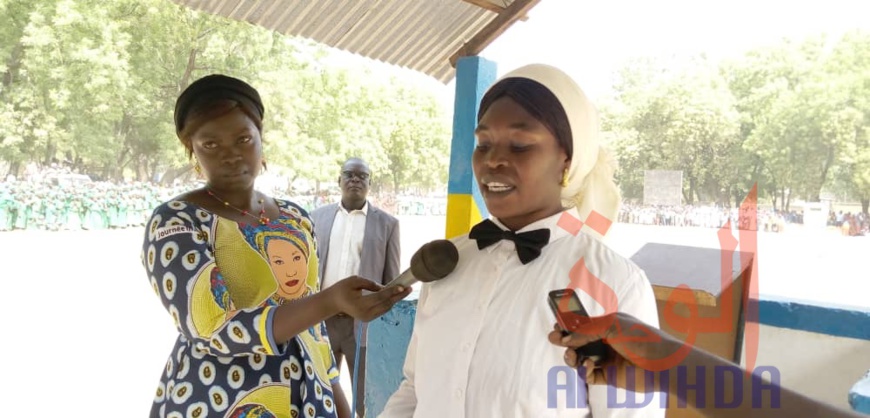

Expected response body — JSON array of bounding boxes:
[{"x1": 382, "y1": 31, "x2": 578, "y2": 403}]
[
  {"x1": 323, "y1": 0, "x2": 870, "y2": 110},
  {"x1": 481, "y1": 0, "x2": 870, "y2": 100}
]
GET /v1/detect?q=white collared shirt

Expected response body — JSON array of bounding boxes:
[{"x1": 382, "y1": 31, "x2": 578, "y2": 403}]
[
  {"x1": 322, "y1": 201, "x2": 368, "y2": 290},
  {"x1": 380, "y1": 210, "x2": 665, "y2": 418}
]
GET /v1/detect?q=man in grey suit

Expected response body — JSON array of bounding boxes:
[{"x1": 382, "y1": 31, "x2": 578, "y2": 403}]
[{"x1": 311, "y1": 157, "x2": 401, "y2": 417}]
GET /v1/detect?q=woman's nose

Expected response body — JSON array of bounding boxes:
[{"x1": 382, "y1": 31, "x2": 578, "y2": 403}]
[
  {"x1": 483, "y1": 146, "x2": 508, "y2": 168},
  {"x1": 220, "y1": 149, "x2": 242, "y2": 165}
]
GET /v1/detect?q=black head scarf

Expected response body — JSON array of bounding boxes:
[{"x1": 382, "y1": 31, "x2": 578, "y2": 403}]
[{"x1": 173, "y1": 74, "x2": 265, "y2": 136}]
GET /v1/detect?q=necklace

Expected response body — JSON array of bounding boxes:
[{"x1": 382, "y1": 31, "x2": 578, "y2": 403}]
[{"x1": 207, "y1": 190, "x2": 270, "y2": 225}]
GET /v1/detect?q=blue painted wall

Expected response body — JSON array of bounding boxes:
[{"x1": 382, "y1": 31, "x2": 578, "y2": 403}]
[
  {"x1": 850, "y1": 371, "x2": 870, "y2": 414},
  {"x1": 365, "y1": 299, "x2": 418, "y2": 416},
  {"x1": 755, "y1": 299, "x2": 870, "y2": 341}
]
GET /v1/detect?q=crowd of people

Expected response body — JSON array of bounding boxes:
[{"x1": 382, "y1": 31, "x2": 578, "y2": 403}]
[
  {"x1": 617, "y1": 203, "x2": 870, "y2": 235},
  {"x1": 3, "y1": 173, "x2": 868, "y2": 236},
  {"x1": 0, "y1": 178, "x2": 175, "y2": 232},
  {"x1": 2, "y1": 153, "x2": 448, "y2": 231},
  {"x1": 616, "y1": 203, "x2": 801, "y2": 232},
  {"x1": 833, "y1": 211, "x2": 869, "y2": 236},
  {"x1": 0, "y1": 176, "x2": 398, "y2": 232}
]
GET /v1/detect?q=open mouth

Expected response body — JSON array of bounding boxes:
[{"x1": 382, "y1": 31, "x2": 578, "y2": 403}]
[
  {"x1": 285, "y1": 279, "x2": 299, "y2": 287},
  {"x1": 483, "y1": 181, "x2": 515, "y2": 193}
]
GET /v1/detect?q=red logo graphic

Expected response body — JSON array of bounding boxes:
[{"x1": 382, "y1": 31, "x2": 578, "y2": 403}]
[{"x1": 556, "y1": 185, "x2": 760, "y2": 373}]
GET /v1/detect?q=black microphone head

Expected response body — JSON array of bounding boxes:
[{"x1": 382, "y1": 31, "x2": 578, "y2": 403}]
[{"x1": 410, "y1": 239, "x2": 459, "y2": 282}]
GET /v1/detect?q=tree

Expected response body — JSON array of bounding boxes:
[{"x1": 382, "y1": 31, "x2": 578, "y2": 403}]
[
  {"x1": 726, "y1": 35, "x2": 868, "y2": 210},
  {"x1": 0, "y1": 0, "x2": 454, "y2": 194},
  {"x1": 826, "y1": 30, "x2": 870, "y2": 213},
  {"x1": 605, "y1": 56, "x2": 741, "y2": 205}
]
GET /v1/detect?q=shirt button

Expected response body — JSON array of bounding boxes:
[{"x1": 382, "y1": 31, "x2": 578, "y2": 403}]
[
  {"x1": 455, "y1": 389, "x2": 464, "y2": 399},
  {"x1": 461, "y1": 343, "x2": 471, "y2": 352}
]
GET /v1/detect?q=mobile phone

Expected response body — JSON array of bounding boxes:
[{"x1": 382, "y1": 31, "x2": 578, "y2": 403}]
[{"x1": 547, "y1": 289, "x2": 608, "y2": 366}]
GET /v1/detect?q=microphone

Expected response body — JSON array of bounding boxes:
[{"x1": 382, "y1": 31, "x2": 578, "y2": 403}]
[
  {"x1": 353, "y1": 241, "x2": 457, "y2": 414},
  {"x1": 385, "y1": 239, "x2": 459, "y2": 288}
]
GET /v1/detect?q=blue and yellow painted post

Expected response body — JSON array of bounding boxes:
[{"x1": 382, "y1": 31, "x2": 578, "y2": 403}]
[
  {"x1": 445, "y1": 56, "x2": 496, "y2": 239},
  {"x1": 366, "y1": 56, "x2": 497, "y2": 416}
]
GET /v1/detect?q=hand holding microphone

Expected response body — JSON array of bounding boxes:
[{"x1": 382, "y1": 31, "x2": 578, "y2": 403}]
[
  {"x1": 340, "y1": 240, "x2": 457, "y2": 417},
  {"x1": 384, "y1": 239, "x2": 459, "y2": 289},
  {"x1": 326, "y1": 277, "x2": 411, "y2": 322},
  {"x1": 329, "y1": 239, "x2": 459, "y2": 322}
]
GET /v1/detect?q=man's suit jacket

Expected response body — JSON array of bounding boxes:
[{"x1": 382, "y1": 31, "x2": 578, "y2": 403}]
[
  {"x1": 311, "y1": 202, "x2": 401, "y2": 346},
  {"x1": 311, "y1": 202, "x2": 401, "y2": 287}
]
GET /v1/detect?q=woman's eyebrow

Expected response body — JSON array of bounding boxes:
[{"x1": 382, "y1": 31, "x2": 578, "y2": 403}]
[{"x1": 475, "y1": 121, "x2": 533, "y2": 133}]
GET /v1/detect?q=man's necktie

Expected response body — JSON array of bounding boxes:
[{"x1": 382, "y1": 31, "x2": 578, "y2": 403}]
[{"x1": 468, "y1": 219, "x2": 550, "y2": 265}]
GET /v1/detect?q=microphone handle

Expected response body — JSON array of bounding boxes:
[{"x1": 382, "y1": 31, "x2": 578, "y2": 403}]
[{"x1": 384, "y1": 269, "x2": 417, "y2": 289}]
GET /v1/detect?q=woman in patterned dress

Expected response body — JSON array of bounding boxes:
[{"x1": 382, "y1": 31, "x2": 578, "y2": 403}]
[{"x1": 141, "y1": 74, "x2": 410, "y2": 418}]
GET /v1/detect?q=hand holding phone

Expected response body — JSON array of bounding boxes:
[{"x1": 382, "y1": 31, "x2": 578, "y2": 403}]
[{"x1": 547, "y1": 289, "x2": 608, "y2": 367}]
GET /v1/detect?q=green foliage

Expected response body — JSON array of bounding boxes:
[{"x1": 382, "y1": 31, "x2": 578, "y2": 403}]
[
  {"x1": 0, "y1": 0, "x2": 451, "y2": 194},
  {"x1": 826, "y1": 31, "x2": 870, "y2": 213},
  {"x1": 605, "y1": 32, "x2": 870, "y2": 211},
  {"x1": 4, "y1": 0, "x2": 867, "y2": 207},
  {"x1": 607, "y1": 56, "x2": 741, "y2": 205}
]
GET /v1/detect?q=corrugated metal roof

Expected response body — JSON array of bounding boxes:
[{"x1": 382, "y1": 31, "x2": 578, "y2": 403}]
[{"x1": 172, "y1": 0, "x2": 524, "y2": 84}]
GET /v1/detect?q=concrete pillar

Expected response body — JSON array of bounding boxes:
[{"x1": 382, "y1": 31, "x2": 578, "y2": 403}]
[
  {"x1": 445, "y1": 56, "x2": 496, "y2": 239},
  {"x1": 364, "y1": 56, "x2": 498, "y2": 417}
]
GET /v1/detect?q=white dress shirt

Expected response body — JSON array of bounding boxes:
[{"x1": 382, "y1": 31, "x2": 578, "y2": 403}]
[
  {"x1": 322, "y1": 201, "x2": 368, "y2": 290},
  {"x1": 380, "y1": 210, "x2": 665, "y2": 418}
]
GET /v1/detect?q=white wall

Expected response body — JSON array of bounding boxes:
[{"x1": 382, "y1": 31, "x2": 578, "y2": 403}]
[{"x1": 740, "y1": 324, "x2": 870, "y2": 410}]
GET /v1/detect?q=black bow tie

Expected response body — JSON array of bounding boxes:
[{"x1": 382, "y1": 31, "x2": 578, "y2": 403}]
[{"x1": 469, "y1": 219, "x2": 550, "y2": 265}]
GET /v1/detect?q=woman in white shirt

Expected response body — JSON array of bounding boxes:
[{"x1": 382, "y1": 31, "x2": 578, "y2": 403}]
[{"x1": 380, "y1": 64, "x2": 664, "y2": 417}]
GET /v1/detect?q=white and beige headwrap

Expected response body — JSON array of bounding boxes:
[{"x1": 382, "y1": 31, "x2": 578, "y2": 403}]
[{"x1": 491, "y1": 64, "x2": 621, "y2": 239}]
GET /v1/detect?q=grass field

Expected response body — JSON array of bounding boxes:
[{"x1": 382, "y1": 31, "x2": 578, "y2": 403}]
[{"x1": 1, "y1": 216, "x2": 866, "y2": 415}]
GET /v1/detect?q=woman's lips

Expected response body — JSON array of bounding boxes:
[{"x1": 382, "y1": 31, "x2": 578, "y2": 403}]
[{"x1": 285, "y1": 279, "x2": 299, "y2": 287}]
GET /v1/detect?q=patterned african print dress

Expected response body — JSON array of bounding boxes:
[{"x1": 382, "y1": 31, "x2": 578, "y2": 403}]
[{"x1": 142, "y1": 199, "x2": 340, "y2": 418}]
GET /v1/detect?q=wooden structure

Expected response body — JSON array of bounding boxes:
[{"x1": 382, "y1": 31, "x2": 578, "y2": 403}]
[{"x1": 631, "y1": 243, "x2": 755, "y2": 418}]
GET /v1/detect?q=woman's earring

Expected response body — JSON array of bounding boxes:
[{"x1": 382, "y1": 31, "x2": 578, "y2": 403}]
[
  {"x1": 261, "y1": 159, "x2": 268, "y2": 171},
  {"x1": 193, "y1": 159, "x2": 202, "y2": 175},
  {"x1": 560, "y1": 168, "x2": 569, "y2": 188}
]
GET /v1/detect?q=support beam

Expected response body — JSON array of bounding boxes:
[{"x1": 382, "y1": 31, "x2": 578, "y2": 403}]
[
  {"x1": 461, "y1": 0, "x2": 508, "y2": 14},
  {"x1": 460, "y1": 0, "x2": 529, "y2": 21},
  {"x1": 450, "y1": 0, "x2": 541, "y2": 67},
  {"x1": 445, "y1": 56, "x2": 495, "y2": 239}
]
